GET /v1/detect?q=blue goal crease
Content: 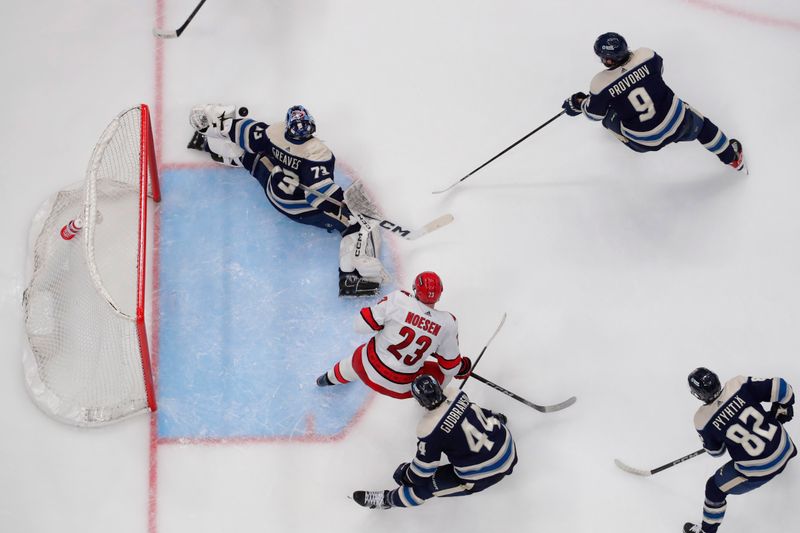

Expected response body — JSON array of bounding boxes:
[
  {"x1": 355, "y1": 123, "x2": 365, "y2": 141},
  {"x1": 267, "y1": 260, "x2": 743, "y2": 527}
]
[{"x1": 155, "y1": 167, "x2": 395, "y2": 440}]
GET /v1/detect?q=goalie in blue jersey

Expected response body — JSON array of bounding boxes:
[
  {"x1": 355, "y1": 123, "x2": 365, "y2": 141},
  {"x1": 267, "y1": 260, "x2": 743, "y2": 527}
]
[
  {"x1": 352, "y1": 374, "x2": 517, "y2": 509},
  {"x1": 683, "y1": 368, "x2": 795, "y2": 533},
  {"x1": 188, "y1": 104, "x2": 387, "y2": 296},
  {"x1": 563, "y1": 32, "x2": 745, "y2": 172}
]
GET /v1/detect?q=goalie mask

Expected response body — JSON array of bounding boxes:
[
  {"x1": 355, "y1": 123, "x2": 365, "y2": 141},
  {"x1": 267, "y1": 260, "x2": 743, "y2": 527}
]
[{"x1": 286, "y1": 105, "x2": 316, "y2": 141}]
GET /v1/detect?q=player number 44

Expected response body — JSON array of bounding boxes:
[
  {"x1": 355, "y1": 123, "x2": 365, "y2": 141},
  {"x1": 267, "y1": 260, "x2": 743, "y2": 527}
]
[{"x1": 461, "y1": 405, "x2": 498, "y2": 453}]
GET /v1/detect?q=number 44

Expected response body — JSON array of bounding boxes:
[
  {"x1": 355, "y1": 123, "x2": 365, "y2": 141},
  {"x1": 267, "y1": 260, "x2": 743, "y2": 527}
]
[{"x1": 461, "y1": 405, "x2": 499, "y2": 453}]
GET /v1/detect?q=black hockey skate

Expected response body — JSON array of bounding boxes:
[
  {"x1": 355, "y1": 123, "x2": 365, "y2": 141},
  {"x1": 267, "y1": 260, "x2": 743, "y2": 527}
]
[
  {"x1": 187, "y1": 131, "x2": 207, "y2": 151},
  {"x1": 316, "y1": 373, "x2": 334, "y2": 387},
  {"x1": 352, "y1": 490, "x2": 392, "y2": 510},
  {"x1": 683, "y1": 523, "x2": 703, "y2": 533},
  {"x1": 339, "y1": 269, "x2": 380, "y2": 297}
]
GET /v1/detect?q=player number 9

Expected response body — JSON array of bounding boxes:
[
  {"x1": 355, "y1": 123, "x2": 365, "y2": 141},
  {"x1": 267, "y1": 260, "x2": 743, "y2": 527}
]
[{"x1": 628, "y1": 87, "x2": 656, "y2": 122}]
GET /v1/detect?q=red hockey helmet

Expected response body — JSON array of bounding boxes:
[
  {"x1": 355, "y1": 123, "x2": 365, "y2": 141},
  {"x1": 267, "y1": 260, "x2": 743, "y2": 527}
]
[{"x1": 413, "y1": 271, "x2": 443, "y2": 305}]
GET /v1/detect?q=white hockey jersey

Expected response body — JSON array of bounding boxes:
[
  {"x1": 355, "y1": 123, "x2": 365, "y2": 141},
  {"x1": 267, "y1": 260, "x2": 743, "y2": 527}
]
[{"x1": 353, "y1": 290, "x2": 462, "y2": 398}]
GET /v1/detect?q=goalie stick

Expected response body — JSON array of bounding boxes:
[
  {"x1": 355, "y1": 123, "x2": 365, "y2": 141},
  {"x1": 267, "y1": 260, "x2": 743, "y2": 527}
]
[
  {"x1": 614, "y1": 449, "x2": 706, "y2": 477},
  {"x1": 296, "y1": 180, "x2": 454, "y2": 241},
  {"x1": 154, "y1": 0, "x2": 208, "y2": 39},
  {"x1": 470, "y1": 373, "x2": 577, "y2": 413}
]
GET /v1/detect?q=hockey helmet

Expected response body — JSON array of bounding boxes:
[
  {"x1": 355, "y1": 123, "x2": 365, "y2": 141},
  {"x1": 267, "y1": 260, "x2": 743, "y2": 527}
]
[
  {"x1": 594, "y1": 32, "x2": 630, "y2": 68},
  {"x1": 414, "y1": 271, "x2": 443, "y2": 305},
  {"x1": 411, "y1": 375, "x2": 445, "y2": 410},
  {"x1": 286, "y1": 105, "x2": 316, "y2": 141},
  {"x1": 688, "y1": 367, "x2": 722, "y2": 404}
]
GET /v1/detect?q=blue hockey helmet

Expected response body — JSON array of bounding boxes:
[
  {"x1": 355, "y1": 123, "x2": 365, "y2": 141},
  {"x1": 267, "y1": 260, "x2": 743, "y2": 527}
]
[
  {"x1": 286, "y1": 105, "x2": 316, "y2": 141},
  {"x1": 594, "y1": 32, "x2": 630, "y2": 68},
  {"x1": 688, "y1": 367, "x2": 722, "y2": 404},
  {"x1": 411, "y1": 375, "x2": 445, "y2": 410}
]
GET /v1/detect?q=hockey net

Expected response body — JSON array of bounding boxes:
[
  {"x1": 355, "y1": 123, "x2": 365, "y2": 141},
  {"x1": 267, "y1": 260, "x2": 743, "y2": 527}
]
[{"x1": 22, "y1": 104, "x2": 160, "y2": 426}]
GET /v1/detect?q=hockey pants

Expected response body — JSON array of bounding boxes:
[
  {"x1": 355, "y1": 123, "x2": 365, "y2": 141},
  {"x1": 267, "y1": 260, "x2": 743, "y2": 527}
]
[
  {"x1": 699, "y1": 449, "x2": 796, "y2": 533},
  {"x1": 325, "y1": 342, "x2": 449, "y2": 399},
  {"x1": 602, "y1": 107, "x2": 738, "y2": 164},
  {"x1": 389, "y1": 460, "x2": 517, "y2": 508}
]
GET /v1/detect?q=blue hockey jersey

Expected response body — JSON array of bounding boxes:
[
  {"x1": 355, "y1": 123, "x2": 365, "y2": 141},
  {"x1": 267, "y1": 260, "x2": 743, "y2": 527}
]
[
  {"x1": 694, "y1": 376, "x2": 795, "y2": 478},
  {"x1": 581, "y1": 47, "x2": 687, "y2": 148},
  {"x1": 408, "y1": 388, "x2": 516, "y2": 483},
  {"x1": 227, "y1": 119, "x2": 343, "y2": 217}
]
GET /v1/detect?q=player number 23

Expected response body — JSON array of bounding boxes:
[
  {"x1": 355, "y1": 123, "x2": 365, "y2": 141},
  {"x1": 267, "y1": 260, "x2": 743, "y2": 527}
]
[
  {"x1": 387, "y1": 326, "x2": 432, "y2": 366},
  {"x1": 628, "y1": 87, "x2": 656, "y2": 122}
]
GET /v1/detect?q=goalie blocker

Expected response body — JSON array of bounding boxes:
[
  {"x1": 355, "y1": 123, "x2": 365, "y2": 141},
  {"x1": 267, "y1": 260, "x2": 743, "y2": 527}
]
[{"x1": 187, "y1": 104, "x2": 387, "y2": 296}]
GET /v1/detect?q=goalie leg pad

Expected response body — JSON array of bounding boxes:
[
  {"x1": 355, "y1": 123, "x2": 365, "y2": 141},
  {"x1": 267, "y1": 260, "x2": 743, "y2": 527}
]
[
  {"x1": 205, "y1": 136, "x2": 244, "y2": 168},
  {"x1": 339, "y1": 222, "x2": 389, "y2": 283}
]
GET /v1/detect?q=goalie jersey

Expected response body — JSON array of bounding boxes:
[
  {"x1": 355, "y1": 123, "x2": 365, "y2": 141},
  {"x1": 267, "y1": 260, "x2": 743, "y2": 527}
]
[
  {"x1": 694, "y1": 376, "x2": 796, "y2": 478},
  {"x1": 581, "y1": 47, "x2": 686, "y2": 148},
  {"x1": 408, "y1": 388, "x2": 517, "y2": 484},
  {"x1": 228, "y1": 119, "x2": 344, "y2": 218}
]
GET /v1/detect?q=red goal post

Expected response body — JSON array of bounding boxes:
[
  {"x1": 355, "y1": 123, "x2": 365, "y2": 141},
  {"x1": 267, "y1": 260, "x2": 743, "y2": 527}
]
[{"x1": 23, "y1": 104, "x2": 160, "y2": 426}]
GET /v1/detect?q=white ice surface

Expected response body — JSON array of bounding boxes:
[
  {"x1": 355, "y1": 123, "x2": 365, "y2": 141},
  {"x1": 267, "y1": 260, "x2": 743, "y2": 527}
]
[{"x1": 2, "y1": 1, "x2": 800, "y2": 532}]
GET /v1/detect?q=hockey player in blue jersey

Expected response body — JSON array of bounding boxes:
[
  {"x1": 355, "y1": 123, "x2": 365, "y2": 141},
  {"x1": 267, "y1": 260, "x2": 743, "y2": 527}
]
[
  {"x1": 188, "y1": 104, "x2": 387, "y2": 296},
  {"x1": 683, "y1": 368, "x2": 795, "y2": 533},
  {"x1": 352, "y1": 374, "x2": 517, "y2": 509},
  {"x1": 563, "y1": 32, "x2": 745, "y2": 172}
]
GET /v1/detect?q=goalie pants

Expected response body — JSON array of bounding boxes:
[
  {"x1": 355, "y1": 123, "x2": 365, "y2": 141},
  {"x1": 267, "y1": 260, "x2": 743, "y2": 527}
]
[
  {"x1": 698, "y1": 448, "x2": 797, "y2": 533},
  {"x1": 241, "y1": 151, "x2": 348, "y2": 233},
  {"x1": 325, "y1": 340, "x2": 449, "y2": 399},
  {"x1": 388, "y1": 460, "x2": 517, "y2": 508},
  {"x1": 602, "y1": 106, "x2": 738, "y2": 165}
]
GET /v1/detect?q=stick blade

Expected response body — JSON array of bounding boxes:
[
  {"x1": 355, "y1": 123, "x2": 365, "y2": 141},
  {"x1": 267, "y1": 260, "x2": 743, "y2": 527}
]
[
  {"x1": 405, "y1": 214, "x2": 454, "y2": 240},
  {"x1": 614, "y1": 458, "x2": 652, "y2": 477},
  {"x1": 153, "y1": 28, "x2": 179, "y2": 38},
  {"x1": 538, "y1": 396, "x2": 577, "y2": 413}
]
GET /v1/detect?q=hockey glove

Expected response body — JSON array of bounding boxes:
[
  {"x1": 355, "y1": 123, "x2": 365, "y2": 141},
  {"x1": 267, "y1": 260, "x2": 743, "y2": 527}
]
[
  {"x1": 491, "y1": 411, "x2": 508, "y2": 426},
  {"x1": 455, "y1": 356, "x2": 473, "y2": 380},
  {"x1": 392, "y1": 463, "x2": 414, "y2": 486},
  {"x1": 770, "y1": 403, "x2": 794, "y2": 424},
  {"x1": 562, "y1": 92, "x2": 588, "y2": 117}
]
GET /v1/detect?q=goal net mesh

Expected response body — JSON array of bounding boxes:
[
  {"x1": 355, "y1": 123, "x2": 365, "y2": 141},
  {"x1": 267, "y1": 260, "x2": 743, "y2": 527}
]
[{"x1": 23, "y1": 105, "x2": 159, "y2": 426}]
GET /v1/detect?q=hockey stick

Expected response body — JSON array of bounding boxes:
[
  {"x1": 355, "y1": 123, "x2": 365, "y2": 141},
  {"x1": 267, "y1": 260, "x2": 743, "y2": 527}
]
[
  {"x1": 433, "y1": 110, "x2": 566, "y2": 195},
  {"x1": 295, "y1": 180, "x2": 454, "y2": 241},
  {"x1": 459, "y1": 312, "x2": 507, "y2": 390},
  {"x1": 614, "y1": 449, "x2": 706, "y2": 477},
  {"x1": 154, "y1": 0, "x2": 208, "y2": 39},
  {"x1": 470, "y1": 373, "x2": 577, "y2": 413}
]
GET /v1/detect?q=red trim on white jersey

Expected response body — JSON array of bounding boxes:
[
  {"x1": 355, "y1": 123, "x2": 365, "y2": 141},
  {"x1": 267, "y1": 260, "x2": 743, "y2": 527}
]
[
  {"x1": 436, "y1": 353, "x2": 462, "y2": 370},
  {"x1": 360, "y1": 307, "x2": 383, "y2": 331}
]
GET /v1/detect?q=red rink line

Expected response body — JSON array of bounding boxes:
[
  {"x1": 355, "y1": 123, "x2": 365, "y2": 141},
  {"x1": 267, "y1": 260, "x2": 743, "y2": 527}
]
[{"x1": 688, "y1": 0, "x2": 800, "y2": 31}]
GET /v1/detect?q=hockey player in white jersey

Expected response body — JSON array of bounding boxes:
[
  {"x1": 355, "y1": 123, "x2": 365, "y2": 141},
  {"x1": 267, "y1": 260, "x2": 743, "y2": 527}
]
[
  {"x1": 316, "y1": 271, "x2": 472, "y2": 398},
  {"x1": 683, "y1": 368, "x2": 795, "y2": 533},
  {"x1": 352, "y1": 374, "x2": 516, "y2": 509},
  {"x1": 188, "y1": 104, "x2": 387, "y2": 296}
]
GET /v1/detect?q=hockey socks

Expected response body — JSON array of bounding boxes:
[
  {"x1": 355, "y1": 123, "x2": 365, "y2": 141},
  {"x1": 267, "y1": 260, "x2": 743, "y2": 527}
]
[{"x1": 696, "y1": 117, "x2": 738, "y2": 166}]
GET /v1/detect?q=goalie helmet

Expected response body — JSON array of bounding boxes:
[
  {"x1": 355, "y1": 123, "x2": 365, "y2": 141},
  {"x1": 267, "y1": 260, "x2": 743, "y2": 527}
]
[
  {"x1": 411, "y1": 375, "x2": 445, "y2": 410},
  {"x1": 286, "y1": 105, "x2": 316, "y2": 141},
  {"x1": 594, "y1": 32, "x2": 630, "y2": 68},
  {"x1": 414, "y1": 271, "x2": 443, "y2": 305},
  {"x1": 688, "y1": 367, "x2": 722, "y2": 404}
]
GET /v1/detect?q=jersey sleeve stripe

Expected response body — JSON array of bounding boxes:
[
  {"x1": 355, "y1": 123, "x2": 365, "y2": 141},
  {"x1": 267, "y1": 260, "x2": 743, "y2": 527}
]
[
  {"x1": 435, "y1": 354, "x2": 462, "y2": 370},
  {"x1": 360, "y1": 308, "x2": 383, "y2": 331},
  {"x1": 235, "y1": 119, "x2": 256, "y2": 151},
  {"x1": 772, "y1": 378, "x2": 793, "y2": 404}
]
